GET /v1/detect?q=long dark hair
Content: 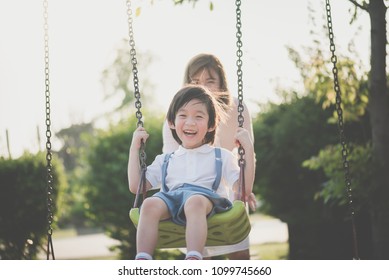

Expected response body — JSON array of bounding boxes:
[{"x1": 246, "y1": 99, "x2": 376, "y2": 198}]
[{"x1": 183, "y1": 53, "x2": 231, "y2": 110}]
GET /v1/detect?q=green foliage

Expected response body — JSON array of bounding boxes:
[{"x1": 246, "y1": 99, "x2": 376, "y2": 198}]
[
  {"x1": 253, "y1": 96, "x2": 338, "y2": 223},
  {"x1": 101, "y1": 39, "x2": 155, "y2": 113},
  {"x1": 173, "y1": 0, "x2": 214, "y2": 10},
  {"x1": 252, "y1": 94, "x2": 372, "y2": 259},
  {"x1": 303, "y1": 144, "x2": 373, "y2": 209},
  {"x1": 83, "y1": 113, "x2": 164, "y2": 259},
  {"x1": 286, "y1": 46, "x2": 369, "y2": 124},
  {"x1": 56, "y1": 123, "x2": 95, "y2": 228},
  {"x1": 0, "y1": 152, "x2": 66, "y2": 259},
  {"x1": 255, "y1": 27, "x2": 373, "y2": 258}
]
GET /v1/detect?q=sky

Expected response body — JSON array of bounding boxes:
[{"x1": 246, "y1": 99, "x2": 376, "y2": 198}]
[{"x1": 0, "y1": 0, "x2": 370, "y2": 158}]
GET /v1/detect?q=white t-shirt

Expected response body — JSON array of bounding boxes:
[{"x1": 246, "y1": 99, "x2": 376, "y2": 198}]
[{"x1": 146, "y1": 144, "x2": 240, "y2": 200}]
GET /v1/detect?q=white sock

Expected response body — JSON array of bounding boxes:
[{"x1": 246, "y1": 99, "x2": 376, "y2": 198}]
[
  {"x1": 185, "y1": 250, "x2": 203, "y2": 260},
  {"x1": 135, "y1": 252, "x2": 153, "y2": 260}
]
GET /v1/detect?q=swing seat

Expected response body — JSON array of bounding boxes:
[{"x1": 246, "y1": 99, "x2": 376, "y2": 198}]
[{"x1": 129, "y1": 200, "x2": 251, "y2": 248}]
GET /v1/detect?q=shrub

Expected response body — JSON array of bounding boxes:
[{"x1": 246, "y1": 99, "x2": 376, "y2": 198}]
[{"x1": 0, "y1": 152, "x2": 66, "y2": 259}]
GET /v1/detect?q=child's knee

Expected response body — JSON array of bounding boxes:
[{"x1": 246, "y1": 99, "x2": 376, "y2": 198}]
[
  {"x1": 140, "y1": 198, "x2": 165, "y2": 216},
  {"x1": 184, "y1": 195, "x2": 211, "y2": 213}
]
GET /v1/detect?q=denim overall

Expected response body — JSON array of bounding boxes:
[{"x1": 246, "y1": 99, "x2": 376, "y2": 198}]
[{"x1": 153, "y1": 147, "x2": 232, "y2": 226}]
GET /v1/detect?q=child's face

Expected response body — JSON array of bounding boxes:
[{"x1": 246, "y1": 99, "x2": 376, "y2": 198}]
[
  {"x1": 190, "y1": 68, "x2": 221, "y2": 92},
  {"x1": 169, "y1": 98, "x2": 215, "y2": 149}
]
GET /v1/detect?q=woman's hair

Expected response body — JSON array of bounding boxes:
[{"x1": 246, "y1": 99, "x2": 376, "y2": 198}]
[
  {"x1": 183, "y1": 53, "x2": 231, "y2": 109},
  {"x1": 166, "y1": 85, "x2": 226, "y2": 146}
]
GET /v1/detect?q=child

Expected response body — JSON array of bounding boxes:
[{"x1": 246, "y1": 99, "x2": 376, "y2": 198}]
[
  {"x1": 163, "y1": 53, "x2": 256, "y2": 259},
  {"x1": 128, "y1": 85, "x2": 255, "y2": 260}
]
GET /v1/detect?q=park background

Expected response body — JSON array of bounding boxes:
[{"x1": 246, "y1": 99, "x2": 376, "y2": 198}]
[{"x1": 1, "y1": 0, "x2": 388, "y2": 260}]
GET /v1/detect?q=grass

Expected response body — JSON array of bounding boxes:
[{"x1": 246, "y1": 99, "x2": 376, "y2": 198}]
[
  {"x1": 250, "y1": 242, "x2": 289, "y2": 260},
  {"x1": 52, "y1": 228, "x2": 77, "y2": 239},
  {"x1": 252, "y1": 243, "x2": 289, "y2": 260}
]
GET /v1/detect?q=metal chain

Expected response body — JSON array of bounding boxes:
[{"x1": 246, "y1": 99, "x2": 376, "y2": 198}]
[
  {"x1": 126, "y1": 0, "x2": 146, "y2": 169},
  {"x1": 325, "y1": 0, "x2": 359, "y2": 260},
  {"x1": 235, "y1": 0, "x2": 246, "y2": 202},
  {"x1": 235, "y1": 0, "x2": 244, "y2": 129},
  {"x1": 126, "y1": 0, "x2": 147, "y2": 208},
  {"x1": 43, "y1": 0, "x2": 55, "y2": 260}
]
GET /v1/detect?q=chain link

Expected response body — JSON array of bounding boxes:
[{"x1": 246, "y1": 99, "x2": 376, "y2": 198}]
[
  {"x1": 325, "y1": 0, "x2": 359, "y2": 259},
  {"x1": 43, "y1": 0, "x2": 55, "y2": 260}
]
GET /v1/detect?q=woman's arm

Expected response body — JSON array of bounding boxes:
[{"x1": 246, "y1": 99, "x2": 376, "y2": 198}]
[
  {"x1": 162, "y1": 119, "x2": 179, "y2": 153},
  {"x1": 233, "y1": 127, "x2": 255, "y2": 202},
  {"x1": 242, "y1": 101, "x2": 254, "y2": 143},
  {"x1": 234, "y1": 100, "x2": 256, "y2": 210}
]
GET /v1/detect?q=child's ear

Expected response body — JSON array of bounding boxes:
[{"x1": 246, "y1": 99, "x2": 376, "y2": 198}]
[
  {"x1": 168, "y1": 121, "x2": 176, "y2": 129},
  {"x1": 208, "y1": 126, "x2": 216, "y2": 132}
]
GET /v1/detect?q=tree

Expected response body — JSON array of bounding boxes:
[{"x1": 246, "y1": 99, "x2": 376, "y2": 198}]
[
  {"x1": 346, "y1": 0, "x2": 389, "y2": 259},
  {"x1": 55, "y1": 123, "x2": 95, "y2": 228},
  {"x1": 254, "y1": 96, "x2": 347, "y2": 259},
  {"x1": 100, "y1": 39, "x2": 155, "y2": 114},
  {"x1": 83, "y1": 114, "x2": 165, "y2": 259}
]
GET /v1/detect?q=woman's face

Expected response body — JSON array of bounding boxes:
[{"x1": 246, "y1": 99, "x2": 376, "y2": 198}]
[{"x1": 190, "y1": 68, "x2": 221, "y2": 92}]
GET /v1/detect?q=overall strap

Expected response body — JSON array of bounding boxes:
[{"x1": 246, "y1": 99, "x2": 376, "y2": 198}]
[
  {"x1": 161, "y1": 153, "x2": 173, "y2": 192},
  {"x1": 211, "y1": 147, "x2": 222, "y2": 192}
]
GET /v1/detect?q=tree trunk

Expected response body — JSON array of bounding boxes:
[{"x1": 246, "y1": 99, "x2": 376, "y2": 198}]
[{"x1": 368, "y1": 0, "x2": 389, "y2": 259}]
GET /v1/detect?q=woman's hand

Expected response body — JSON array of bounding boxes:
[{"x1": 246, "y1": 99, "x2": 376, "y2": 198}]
[{"x1": 247, "y1": 192, "x2": 257, "y2": 212}]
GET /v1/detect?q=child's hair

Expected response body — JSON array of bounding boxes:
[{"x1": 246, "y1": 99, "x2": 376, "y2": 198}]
[
  {"x1": 183, "y1": 53, "x2": 231, "y2": 109},
  {"x1": 167, "y1": 85, "x2": 225, "y2": 146}
]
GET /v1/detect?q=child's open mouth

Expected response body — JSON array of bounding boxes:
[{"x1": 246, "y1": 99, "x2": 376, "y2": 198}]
[{"x1": 184, "y1": 130, "x2": 197, "y2": 136}]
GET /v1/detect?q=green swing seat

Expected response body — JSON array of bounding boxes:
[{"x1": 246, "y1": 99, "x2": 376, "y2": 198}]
[{"x1": 129, "y1": 200, "x2": 251, "y2": 248}]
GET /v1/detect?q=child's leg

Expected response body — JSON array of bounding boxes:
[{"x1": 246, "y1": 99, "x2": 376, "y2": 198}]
[
  {"x1": 136, "y1": 197, "x2": 170, "y2": 257},
  {"x1": 184, "y1": 195, "x2": 213, "y2": 255}
]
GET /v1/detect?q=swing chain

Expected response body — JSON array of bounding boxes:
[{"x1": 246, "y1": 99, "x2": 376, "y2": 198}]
[
  {"x1": 126, "y1": 0, "x2": 147, "y2": 170},
  {"x1": 235, "y1": 1, "x2": 244, "y2": 140},
  {"x1": 43, "y1": 0, "x2": 55, "y2": 260},
  {"x1": 235, "y1": 0, "x2": 246, "y2": 202},
  {"x1": 325, "y1": 0, "x2": 359, "y2": 260},
  {"x1": 235, "y1": 0, "x2": 244, "y2": 130}
]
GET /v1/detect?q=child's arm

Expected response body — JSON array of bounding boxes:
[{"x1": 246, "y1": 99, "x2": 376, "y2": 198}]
[
  {"x1": 234, "y1": 127, "x2": 255, "y2": 202},
  {"x1": 128, "y1": 126, "x2": 152, "y2": 194}
]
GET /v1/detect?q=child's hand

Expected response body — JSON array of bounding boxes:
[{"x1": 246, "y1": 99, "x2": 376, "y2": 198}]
[
  {"x1": 131, "y1": 126, "x2": 149, "y2": 150},
  {"x1": 234, "y1": 127, "x2": 253, "y2": 150}
]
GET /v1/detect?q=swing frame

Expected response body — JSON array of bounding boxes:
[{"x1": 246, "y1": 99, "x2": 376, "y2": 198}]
[{"x1": 40, "y1": 0, "x2": 359, "y2": 259}]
